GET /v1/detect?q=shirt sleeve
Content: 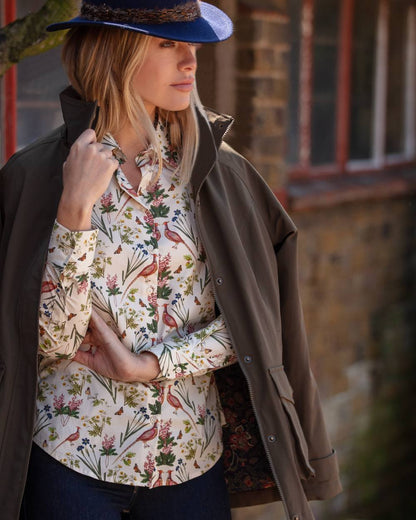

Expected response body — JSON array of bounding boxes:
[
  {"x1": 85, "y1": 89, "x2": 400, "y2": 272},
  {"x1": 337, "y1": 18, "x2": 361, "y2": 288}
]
[
  {"x1": 38, "y1": 220, "x2": 98, "y2": 360},
  {"x1": 148, "y1": 315, "x2": 237, "y2": 380}
]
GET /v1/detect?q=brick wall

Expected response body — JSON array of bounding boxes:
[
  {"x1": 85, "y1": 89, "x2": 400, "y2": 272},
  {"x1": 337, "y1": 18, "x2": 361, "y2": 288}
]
[
  {"x1": 295, "y1": 196, "x2": 416, "y2": 400},
  {"x1": 198, "y1": 0, "x2": 290, "y2": 192},
  {"x1": 231, "y1": 1, "x2": 289, "y2": 191},
  {"x1": 293, "y1": 195, "x2": 416, "y2": 518}
]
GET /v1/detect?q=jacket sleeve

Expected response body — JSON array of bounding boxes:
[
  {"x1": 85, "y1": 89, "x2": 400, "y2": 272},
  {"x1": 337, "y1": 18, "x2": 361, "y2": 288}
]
[
  {"x1": 39, "y1": 221, "x2": 98, "y2": 359},
  {"x1": 148, "y1": 314, "x2": 237, "y2": 380},
  {"x1": 276, "y1": 228, "x2": 342, "y2": 499}
]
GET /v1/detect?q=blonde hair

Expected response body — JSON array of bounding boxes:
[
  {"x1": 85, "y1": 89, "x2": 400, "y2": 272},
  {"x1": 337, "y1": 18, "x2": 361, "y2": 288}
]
[{"x1": 61, "y1": 26, "x2": 202, "y2": 183}]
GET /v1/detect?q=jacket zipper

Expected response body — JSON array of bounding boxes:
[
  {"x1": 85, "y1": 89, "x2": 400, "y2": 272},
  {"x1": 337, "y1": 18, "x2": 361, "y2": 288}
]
[{"x1": 195, "y1": 196, "x2": 292, "y2": 520}]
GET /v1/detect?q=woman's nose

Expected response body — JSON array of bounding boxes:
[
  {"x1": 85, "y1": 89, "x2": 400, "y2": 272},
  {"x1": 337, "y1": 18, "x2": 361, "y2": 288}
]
[{"x1": 178, "y1": 45, "x2": 197, "y2": 72}]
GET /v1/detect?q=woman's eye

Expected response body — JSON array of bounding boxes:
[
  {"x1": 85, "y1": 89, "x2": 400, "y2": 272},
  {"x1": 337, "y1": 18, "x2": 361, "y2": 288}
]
[
  {"x1": 160, "y1": 40, "x2": 175, "y2": 48},
  {"x1": 159, "y1": 40, "x2": 202, "y2": 50}
]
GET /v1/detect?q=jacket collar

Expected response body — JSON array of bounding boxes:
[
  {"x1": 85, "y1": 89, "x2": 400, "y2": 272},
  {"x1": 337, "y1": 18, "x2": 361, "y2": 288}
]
[
  {"x1": 60, "y1": 86, "x2": 99, "y2": 148},
  {"x1": 59, "y1": 85, "x2": 233, "y2": 192}
]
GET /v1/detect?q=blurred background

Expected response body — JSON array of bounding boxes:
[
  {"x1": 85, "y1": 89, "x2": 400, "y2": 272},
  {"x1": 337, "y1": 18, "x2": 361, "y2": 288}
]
[{"x1": 1, "y1": 0, "x2": 415, "y2": 518}]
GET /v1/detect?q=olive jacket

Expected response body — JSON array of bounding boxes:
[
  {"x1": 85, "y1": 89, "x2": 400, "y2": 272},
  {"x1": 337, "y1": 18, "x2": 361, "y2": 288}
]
[{"x1": 0, "y1": 86, "x2": 341, "y2": 520}]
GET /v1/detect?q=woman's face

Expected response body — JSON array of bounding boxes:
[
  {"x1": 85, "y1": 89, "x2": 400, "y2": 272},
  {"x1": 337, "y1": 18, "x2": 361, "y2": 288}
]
[{"x1": 133, "y1": 37, "x2": 200, "y2": 118}]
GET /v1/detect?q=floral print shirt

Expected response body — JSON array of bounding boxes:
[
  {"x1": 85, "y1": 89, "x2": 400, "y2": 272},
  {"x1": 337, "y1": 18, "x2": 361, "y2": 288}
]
[{"x1": 34, "y1": 122, "x2": 237, "y2": 486}]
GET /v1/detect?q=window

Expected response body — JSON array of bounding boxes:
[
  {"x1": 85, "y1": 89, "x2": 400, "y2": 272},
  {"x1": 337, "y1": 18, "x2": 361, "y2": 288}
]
[
  {"x1": 1, "y1": 0, "x2": 67, "y2": 162},
  {"x1": 349, "y1": 0, "x2": 378, "y2": 161},
  {"x1": 310, "y1": 0, "x2": 340, "y2": 166},
  {"x1": 16, "y1": 47, "x2": 66, "y2": 150},
  {"x1": 16, "y1": 0, "x2": 67, "y2": 151},
  {"x1": 287, "y1": 0, "x2": 416, "y2": 176}
]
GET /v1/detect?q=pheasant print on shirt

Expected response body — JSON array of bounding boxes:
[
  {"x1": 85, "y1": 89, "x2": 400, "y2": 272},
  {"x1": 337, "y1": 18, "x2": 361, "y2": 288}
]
[{"x1": 34, "y1": 121, "x2": 237, "y2": 486}]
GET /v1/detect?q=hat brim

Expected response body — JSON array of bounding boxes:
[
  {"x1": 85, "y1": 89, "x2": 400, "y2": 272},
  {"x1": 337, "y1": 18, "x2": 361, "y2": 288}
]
[{"x1": 46, "y1": 2, "x2": 233, "y2": 43}]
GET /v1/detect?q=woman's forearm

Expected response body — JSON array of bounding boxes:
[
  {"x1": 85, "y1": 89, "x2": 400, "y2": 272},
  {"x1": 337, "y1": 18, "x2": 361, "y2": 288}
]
[
  {"x1": 148, "y1": 314, "x2": 237, "y2": 381},
  {"x1": 39, "y1": 221, "x2": 97, "y2": 360}
]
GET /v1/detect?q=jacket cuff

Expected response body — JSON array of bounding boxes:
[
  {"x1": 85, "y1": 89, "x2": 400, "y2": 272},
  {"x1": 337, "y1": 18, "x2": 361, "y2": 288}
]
[{"x1": 302, "y1": 449, "x2": 343, "y2": 500}]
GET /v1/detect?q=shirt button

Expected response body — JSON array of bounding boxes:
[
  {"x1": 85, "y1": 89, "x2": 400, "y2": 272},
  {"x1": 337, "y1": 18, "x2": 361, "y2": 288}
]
[
  {"x1": 267, "y1": 434, "x2": 277, "y2": 443},
  {"x1": 244, "y1": 355, "x2": 252, "y2": 364},
  {"x1": 215, "y1": 277, "x2": 224, "y2": 286}
]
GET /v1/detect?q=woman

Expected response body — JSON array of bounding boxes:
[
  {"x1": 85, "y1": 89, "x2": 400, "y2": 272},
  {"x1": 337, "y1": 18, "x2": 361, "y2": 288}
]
[{"x1": 0, "y1": 1, "x2": 342, "y2": 519}]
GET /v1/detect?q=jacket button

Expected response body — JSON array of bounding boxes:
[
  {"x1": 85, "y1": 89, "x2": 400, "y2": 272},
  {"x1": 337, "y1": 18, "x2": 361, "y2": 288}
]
[
  {"x1": 244, "y1": 355, "x2": 252, "y2": 364},
  {"x1": 267, "y1": 434, "x2": 277, "y2": 443},
  {"x1": 292, "y1": 516, "x2": 300, "y2": 520},
  {"x1": 216, "y1": 277, "x2": 224, "y2": 286}
]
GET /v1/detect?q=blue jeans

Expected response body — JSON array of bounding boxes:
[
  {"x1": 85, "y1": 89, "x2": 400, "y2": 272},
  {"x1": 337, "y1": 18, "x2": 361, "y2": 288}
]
[{"x1": 21, "y1": 443, "x2": 231, "y2": 520}]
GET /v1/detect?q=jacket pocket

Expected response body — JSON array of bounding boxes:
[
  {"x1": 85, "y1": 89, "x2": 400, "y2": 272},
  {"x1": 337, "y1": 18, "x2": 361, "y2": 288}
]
[{"x1": 269, "y1": 364, "x2": 315, "y2": 478}]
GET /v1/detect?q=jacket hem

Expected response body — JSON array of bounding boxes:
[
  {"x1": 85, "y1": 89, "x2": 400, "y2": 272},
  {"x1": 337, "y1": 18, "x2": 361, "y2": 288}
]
[{"x1": 303, "y1": 449, "x2": 343, "y2": 500}]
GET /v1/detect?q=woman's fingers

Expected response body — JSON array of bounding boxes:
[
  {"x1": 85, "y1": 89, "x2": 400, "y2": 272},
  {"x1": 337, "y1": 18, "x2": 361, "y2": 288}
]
[
  {"x1": 57, "y1": 129, "x2": 119, "y2": 230},
  {"x1": 76, "y1": 128, "x2": 97, "y2": 145},
  {"x1": 89, "y1": 310, "x2": 115, "y2": 337}
]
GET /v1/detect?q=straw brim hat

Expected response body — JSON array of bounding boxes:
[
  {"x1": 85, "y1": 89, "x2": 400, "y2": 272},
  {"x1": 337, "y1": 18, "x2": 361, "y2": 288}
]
[{"x1": 47, "y1": 1, "x2": 233, "y2": 43}]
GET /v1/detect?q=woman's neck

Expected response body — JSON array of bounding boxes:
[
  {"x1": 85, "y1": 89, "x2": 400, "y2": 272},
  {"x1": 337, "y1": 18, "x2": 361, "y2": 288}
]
[
  {"x1": 114, "y1": 123, "x2": 147, "y2": 160},
  {"x1": 113, "y1": 123, "x2": 148, "y2": 192}
]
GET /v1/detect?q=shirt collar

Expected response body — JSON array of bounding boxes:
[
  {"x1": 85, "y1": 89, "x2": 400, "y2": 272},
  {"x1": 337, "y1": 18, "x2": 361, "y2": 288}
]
[{"x1": 102, "y1": 119, "x2": 179, "y2": 173}]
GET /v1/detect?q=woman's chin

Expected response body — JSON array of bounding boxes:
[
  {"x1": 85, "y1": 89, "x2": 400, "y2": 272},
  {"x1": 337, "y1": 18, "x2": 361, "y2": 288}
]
[{"x1": 160, "y1": 97, "x2": 192, "y2": 113}]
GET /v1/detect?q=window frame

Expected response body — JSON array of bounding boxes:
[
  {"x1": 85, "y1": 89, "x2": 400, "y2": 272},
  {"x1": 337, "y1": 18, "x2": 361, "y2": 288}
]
[
  {"x1": 1, "y1": 0, "x2": 17, "y2": 164},
  {"x1": 289, "y1": 0, "x2": 416, "y2": 179}
]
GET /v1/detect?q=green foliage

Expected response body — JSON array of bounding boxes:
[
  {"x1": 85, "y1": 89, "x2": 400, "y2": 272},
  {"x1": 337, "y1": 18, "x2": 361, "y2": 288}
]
[
  {"x1": 149, "y1": 400, "x2": 162, "y2": 415},
  {"x1": 155, "y1": 451, "x2": 176, "y2": 466}
]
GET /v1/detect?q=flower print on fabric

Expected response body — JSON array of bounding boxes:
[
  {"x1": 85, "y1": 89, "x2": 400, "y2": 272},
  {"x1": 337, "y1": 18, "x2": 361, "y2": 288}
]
[
  {"x1": 34, "y1": 121, "x2": 236, "y2": 487},
  {"x1": 39, "y1": 224, "x2": 97, "y2": 361}
]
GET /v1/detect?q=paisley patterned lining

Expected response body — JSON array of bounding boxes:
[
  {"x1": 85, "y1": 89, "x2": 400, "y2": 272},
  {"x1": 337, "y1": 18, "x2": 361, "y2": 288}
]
[{"x1": 216, "y1": 364, "x2": 277, "y2": 494}]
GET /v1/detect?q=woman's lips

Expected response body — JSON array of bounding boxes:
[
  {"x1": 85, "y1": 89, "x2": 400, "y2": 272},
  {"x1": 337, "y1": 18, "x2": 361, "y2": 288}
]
[{"x1": 170, "y1": 80, "x2": 194, "y2": 92}]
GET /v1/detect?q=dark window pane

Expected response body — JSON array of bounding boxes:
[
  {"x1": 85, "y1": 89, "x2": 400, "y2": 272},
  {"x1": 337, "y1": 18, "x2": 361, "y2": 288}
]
[
  {"x1": 385, "y1": 0, "x2": 407, "y2": 155},
  {"x1": 311, "y1": 0, "x2": 340, "y2": 165},
  {"x1": 17, "y1": 48, "x2": 67, "y2": 149},
  {"x1": 16, "y1": 0, "x2": 67, "y2": 149},
  {"x1": 287, "y1": 0, "x2": 302, "y2": 164},
  {"x1": 349, "y1": 0, "x2": 377, "y2": 160}
]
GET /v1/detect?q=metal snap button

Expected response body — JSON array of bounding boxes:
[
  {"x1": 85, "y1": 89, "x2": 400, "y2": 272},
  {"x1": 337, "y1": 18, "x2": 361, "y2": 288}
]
[
  {"x1": 244, "y1": 355, "x2": 252, "y2": 364},
  {"x1": 267, "y1": 434, "x2": 277, "y2": 443},
  {"x1": 216, "y1": 277, "x2": 224, "y2": 286}
]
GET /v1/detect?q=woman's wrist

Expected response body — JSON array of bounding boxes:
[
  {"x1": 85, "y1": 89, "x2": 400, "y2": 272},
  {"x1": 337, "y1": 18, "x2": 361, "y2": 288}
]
[{"x1": 56, "y1": 194, "x2": 93, "y2": 231}]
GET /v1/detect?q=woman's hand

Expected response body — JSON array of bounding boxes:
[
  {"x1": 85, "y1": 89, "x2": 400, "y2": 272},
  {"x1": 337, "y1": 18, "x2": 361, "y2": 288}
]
[
  {"x1": 57, "y1": 129, "x2": 119, "y2": 230},
  {"x1": 73, "y1": 310, "x2": 160, "y2": 383}
]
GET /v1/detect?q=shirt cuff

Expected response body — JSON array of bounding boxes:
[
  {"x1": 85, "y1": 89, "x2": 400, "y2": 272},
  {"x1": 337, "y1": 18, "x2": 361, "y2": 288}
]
[
  {"x1": 147, "y1": 341, "x2": 185, "y2": 380},
  {"x1": 47, "y1": 220, "x2": 98, "y2": 277}
]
